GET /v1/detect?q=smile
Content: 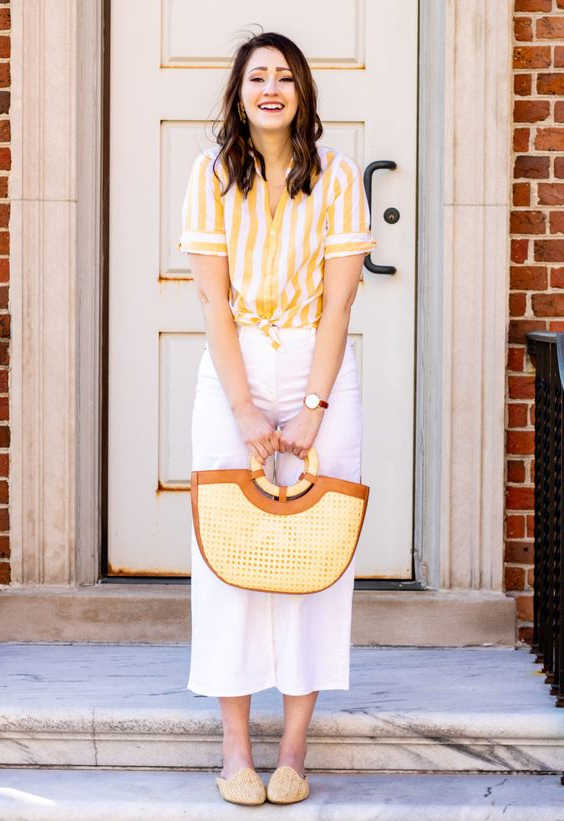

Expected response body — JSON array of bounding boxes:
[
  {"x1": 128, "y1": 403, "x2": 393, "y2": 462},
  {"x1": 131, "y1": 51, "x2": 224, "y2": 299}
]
[{"x1": 258, "y1": 104, "x2": 284, "y2": 111}]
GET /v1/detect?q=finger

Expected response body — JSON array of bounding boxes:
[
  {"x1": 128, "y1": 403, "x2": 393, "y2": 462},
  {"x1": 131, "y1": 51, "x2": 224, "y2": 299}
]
[
  {"x1": 253, "y1": 443, "x2": 268, "y2": 462},
  {"x1": 268, "y1": 433, "x2": 280, "y2": 456}
]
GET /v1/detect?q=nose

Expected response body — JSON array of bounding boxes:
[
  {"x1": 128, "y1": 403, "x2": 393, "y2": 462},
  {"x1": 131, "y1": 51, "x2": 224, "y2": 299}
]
[{"x1": 263, "y1": 75, "x2": 280, "y2": 93}]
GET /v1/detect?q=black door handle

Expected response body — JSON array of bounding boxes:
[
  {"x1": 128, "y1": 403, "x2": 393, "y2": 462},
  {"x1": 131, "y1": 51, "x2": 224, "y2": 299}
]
[{"x1": 363, "y1": 160, "x2": 397, "y2": 274}]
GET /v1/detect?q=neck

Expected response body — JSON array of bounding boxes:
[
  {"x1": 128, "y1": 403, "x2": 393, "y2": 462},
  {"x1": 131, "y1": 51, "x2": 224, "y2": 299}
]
[{"x1": 249, "y1": 128, "x2": 292, "y2": 170}]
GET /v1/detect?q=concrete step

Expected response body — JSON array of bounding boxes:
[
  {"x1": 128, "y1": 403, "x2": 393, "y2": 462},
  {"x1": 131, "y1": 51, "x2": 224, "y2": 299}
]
[
  {"x1": 2, "y1": 644, "x2": 563, "y2": 774},
  {"x1": 0, "y1": 585, "x2": 516, "y2": 645},
  {"x1": 1, "y1": 769, "x2": 563, "y2": 820}
]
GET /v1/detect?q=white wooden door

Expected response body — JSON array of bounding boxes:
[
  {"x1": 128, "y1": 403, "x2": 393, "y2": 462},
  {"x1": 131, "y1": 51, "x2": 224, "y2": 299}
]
[{"x1": 107, "y1": 0, "x2": 418, "y2": 578}]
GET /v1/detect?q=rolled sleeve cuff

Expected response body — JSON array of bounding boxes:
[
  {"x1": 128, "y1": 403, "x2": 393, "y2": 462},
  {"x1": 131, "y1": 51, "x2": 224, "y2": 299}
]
[
  {"x1": 176, "y1": 230, "x2": 228, "y2": 256},
  {"x1": 324, "y1": 232, "x2": 377, "y2": 260}
]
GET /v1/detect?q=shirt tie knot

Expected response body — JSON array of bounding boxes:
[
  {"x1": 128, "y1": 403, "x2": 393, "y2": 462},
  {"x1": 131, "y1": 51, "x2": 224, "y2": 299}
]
[{"x1": 256, "y1": 317, "x2": 282, "y2": 349}]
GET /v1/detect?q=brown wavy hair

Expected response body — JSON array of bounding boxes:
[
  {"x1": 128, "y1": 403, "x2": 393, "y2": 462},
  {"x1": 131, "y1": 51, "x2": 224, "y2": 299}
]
[{"x1": 211, "y1": 32, "x2": 323, "y2": 199}]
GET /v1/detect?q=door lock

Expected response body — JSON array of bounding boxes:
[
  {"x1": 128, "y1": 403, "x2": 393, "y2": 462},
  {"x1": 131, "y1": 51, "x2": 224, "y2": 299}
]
[{"x1": 383, "y1": 207, "x2": 400, "y2": 225}]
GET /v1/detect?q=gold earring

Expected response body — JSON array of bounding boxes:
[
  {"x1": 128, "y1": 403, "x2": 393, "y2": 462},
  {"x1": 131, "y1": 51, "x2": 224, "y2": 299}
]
[{"x1": 237, "y1": 100, "x2": 247, "y2": 123}]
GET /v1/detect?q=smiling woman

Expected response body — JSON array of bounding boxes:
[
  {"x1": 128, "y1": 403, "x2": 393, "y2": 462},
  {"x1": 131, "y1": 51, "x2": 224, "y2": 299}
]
[
  {"x1": 204, "y1": 34, "x2": 324, "y2": 201},
  {"x1": 176, "y1": 31, "x2": 375, "y2": 807}
]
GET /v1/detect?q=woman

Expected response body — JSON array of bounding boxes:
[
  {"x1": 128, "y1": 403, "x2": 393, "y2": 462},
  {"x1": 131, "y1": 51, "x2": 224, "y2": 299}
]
[{"x1": 177, "y1": 31, "x2": 376, "y2": 806}]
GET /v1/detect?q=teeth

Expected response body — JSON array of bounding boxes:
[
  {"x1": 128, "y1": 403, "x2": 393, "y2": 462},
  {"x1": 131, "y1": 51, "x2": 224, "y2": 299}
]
[{"x1": 259, "y1": 104, "x2": 283, "y2": 110}]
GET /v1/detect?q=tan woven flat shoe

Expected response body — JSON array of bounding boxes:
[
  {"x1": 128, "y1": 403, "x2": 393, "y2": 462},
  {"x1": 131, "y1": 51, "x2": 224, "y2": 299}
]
[
  {"x1": 215, "y1": 766, "x2": 266, "y2": 805},
  {"x1": 266, "y1": 765, "x2": 310, "y2": 804}
]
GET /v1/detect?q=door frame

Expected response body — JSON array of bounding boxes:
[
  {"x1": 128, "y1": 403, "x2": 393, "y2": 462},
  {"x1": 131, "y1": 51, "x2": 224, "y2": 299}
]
[{"x1": 8, "y1": 0, "x2": 511, "y2": 600}]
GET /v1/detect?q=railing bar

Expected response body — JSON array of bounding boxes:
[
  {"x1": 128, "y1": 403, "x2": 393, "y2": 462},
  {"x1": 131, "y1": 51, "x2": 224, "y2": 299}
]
[{"x1": 526, "y1": 331, "x2": 564, "y2": 708}]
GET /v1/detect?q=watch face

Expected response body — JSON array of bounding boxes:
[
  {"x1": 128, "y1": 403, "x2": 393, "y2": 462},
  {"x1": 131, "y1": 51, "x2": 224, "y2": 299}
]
[{"x1": 305, "y1": 393, "x2": 319, "y2": 409}]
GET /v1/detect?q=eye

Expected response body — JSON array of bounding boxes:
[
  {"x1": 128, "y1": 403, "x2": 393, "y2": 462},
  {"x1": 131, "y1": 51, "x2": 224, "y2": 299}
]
[
  {"x1": 250, "y1": 77, "x2": 263, "y2": 82},
  {"x1": 281, "y1": 77, "x2": 294, "y2": 82}
]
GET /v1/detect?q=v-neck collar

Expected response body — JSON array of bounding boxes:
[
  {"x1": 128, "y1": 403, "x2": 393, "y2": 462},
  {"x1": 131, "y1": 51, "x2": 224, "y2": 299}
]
[{"x1": 249, "y1": 148, "x2": 293, "y2": 225}]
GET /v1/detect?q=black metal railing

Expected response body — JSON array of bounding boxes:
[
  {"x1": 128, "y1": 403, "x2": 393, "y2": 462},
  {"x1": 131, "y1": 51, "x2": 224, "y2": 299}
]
[{"x1": 526, "y1": 331, "x2": 564, "y2": 708}]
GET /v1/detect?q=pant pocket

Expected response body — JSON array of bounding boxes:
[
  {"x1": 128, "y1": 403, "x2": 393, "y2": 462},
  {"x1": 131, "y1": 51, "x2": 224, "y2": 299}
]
[
  {"x1": 330, "y1": 341, "x2": 359, "y2": 395},
  {"x1": 196, "y1": 346, "x2": 220, "y2": 383}
]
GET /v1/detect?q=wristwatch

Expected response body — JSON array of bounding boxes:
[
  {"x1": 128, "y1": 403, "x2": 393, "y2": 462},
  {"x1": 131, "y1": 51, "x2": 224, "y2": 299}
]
[{"x1": 304, "y1": 392, "x2": 329, "y2": 410}]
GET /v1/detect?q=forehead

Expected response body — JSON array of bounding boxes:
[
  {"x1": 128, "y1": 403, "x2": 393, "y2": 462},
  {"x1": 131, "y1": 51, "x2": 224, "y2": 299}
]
[{"x1": 245, "y1": 47, "x2": 290, "y2": 72}]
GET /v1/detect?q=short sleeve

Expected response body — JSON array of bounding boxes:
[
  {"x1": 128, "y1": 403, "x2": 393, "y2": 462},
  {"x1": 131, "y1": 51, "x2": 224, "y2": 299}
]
[
  {"x1": 324, "y1": 154, "x2": 377, "y2": 260},
  {"x1": 176, "y1": 151, "x2": 228, "y2": 256}
]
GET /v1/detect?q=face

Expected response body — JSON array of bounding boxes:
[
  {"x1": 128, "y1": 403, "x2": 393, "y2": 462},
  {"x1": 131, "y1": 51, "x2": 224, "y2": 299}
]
[{"x1": 239, "y1": 46, "x2": 298, "y2": 137}]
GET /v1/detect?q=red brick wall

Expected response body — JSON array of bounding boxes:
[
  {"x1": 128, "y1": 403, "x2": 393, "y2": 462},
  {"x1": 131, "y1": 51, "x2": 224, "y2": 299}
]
[
  {"x1": 0, "y1": 0, "x2": 9, "y2": 585},
  {"x1": 507, "y1": 0, "x2": 564, "y2": 642}
]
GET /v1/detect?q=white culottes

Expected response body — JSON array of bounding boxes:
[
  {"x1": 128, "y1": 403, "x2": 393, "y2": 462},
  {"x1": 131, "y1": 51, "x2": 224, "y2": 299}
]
[{"x1": 187, "y1": 324, "x2": 362, "y2": 697}]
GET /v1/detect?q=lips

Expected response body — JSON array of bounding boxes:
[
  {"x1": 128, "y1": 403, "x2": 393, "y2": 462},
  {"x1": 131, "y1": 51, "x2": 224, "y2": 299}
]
[{"x1": 258, "y1": 103, "x2": 284, "y2": 111}]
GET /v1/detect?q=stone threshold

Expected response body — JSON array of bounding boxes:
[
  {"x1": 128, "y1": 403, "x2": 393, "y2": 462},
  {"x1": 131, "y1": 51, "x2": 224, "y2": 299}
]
[
  {"x1": 1, "y1": 770, "x2": 563, "y2": 820},
  {"x1": 0, "y1": 585, "x2": 516, "y2": 644}
]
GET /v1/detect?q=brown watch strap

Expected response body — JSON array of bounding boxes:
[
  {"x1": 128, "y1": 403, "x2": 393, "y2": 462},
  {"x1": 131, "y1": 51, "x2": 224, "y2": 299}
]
[{"x1": 304, "y1": 395, "x2": 329, "y2": 409}]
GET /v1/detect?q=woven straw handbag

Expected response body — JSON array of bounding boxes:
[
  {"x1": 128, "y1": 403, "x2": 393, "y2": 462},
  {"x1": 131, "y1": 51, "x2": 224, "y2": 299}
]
[{"x1": 190, "y1": 445, "x2": 369, "y2": 594}]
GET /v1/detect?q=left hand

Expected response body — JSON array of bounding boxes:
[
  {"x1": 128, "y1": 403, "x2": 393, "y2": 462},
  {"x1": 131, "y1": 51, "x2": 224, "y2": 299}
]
[{"x1": 276, "y1": 406, "x2": 324, "y2": 461}]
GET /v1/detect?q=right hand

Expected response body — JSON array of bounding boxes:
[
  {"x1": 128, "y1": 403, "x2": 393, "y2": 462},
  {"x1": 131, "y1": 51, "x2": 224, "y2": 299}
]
[{"x1": 232, "y1": 399, "x2": 280, "y2": 462}]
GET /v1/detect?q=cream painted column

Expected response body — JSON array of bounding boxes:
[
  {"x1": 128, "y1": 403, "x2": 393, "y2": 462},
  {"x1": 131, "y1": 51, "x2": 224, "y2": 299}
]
[
  {"x1": 440, "y1": 0, "x2": 512, "y2": 591},
  {"x1": 9, "y1": 0, "x2": 82, "y2": 585}
]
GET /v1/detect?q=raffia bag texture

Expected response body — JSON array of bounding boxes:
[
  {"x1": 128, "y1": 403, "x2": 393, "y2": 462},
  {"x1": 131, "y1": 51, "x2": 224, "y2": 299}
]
[{"x1": 190, "y1": 446, "x2": 370, "y2": 594}]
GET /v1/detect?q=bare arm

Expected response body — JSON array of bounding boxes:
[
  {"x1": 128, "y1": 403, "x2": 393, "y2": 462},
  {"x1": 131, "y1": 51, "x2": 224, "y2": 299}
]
[
  {"x1": 188, "y1": 252, "x2": 279, "y2": 461},
  {"x1": 278, "y1": 252, "x2": 364, "y2": 460},
  {"x1": 188, "y1": 252, "x2": 251, "y2": 411},
  {"x1": 306, "y1": 252, "x2": 364, "y2": 400}
]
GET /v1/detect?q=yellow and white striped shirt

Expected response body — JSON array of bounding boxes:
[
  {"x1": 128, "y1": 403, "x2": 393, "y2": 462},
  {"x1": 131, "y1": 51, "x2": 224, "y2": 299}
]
[{"x1": 176, "y1": 143, "x2": 377, "y2": 349}]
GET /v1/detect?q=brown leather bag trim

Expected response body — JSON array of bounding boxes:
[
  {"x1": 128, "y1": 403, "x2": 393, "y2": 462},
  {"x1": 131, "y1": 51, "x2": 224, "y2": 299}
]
[
  {"x1": 189, "y1": 469, "x2": 370, "y2": 595},
  {"x1": 191, "y1": 468, "x2": 368, "y2": 514}
]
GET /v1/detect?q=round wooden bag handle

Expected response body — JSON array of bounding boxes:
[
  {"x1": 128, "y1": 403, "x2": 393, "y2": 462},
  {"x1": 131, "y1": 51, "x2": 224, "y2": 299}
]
[{"x1": 249, "y1": 446, "x2": 320, "y2": 500}]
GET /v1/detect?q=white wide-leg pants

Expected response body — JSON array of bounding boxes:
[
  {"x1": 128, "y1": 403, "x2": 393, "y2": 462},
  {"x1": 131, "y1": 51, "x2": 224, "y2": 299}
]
[{"x1": 188, "y1": 324, "x2": 362, "y2": 697}]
